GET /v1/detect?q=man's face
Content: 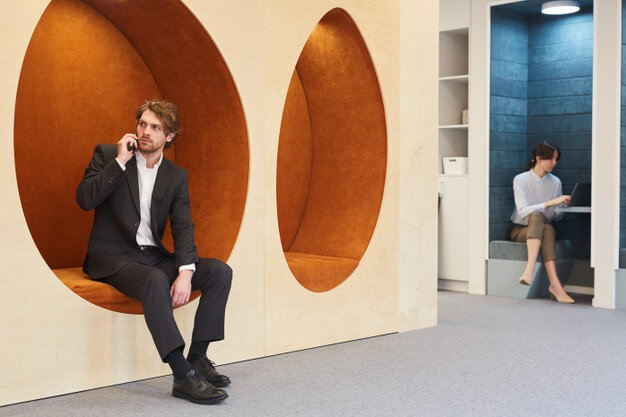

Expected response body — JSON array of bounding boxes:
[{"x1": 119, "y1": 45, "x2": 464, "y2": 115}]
[{"x1": 136, "y1": 109, "x2": 174, "y2": 154}]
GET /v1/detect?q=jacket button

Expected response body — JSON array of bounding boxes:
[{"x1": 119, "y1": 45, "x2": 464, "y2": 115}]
[{"x1": 133, "y1": 222, "x2": 139, "y2": 227}]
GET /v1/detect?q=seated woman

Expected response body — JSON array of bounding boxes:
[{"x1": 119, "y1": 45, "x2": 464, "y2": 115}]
[{"x1": 510, "y1": 141, "x2": 574, "y2": 304}]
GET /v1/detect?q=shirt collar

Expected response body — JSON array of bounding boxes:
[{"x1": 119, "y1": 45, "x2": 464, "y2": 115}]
[
  {"x1": 530, "y1": 169, "x2": 545, "y2": 183},
  {"x1": 135, "y1": 150, "x2": 163, "y2": 170}
]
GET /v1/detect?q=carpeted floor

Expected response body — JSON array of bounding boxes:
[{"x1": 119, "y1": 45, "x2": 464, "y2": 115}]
[{"x1": 2, "y1": 291, "x2": 626, "y2": 417}]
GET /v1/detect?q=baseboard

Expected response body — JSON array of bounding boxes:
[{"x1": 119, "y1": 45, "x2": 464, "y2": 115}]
[{"x1": 438, "y1": 279, "x2": 468, "y2": 293}]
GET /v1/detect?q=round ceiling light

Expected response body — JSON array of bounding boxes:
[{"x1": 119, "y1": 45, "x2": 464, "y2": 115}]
[{"x1": 541, "y1": 1, "x2": 581, "y2": 15}]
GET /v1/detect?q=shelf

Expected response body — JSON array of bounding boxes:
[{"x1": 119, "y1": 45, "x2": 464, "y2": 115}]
[
  {"x1": 439, "y1": 74, "x2": 469, "y2": 82},
  {"x1": 439, "y1": 124, "x2": 468, "y2": 129},
  {"x1": 439, "y1": 173, "x2": 469, "y2": 178}
]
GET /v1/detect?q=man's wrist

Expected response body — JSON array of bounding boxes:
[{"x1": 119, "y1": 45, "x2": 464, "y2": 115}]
[
  {"x1": 177, "y1": 268, "x2": 194, "y2": 279},
  {"x1": 115, "y1": 157, "x2": 127, "y2": 171}
]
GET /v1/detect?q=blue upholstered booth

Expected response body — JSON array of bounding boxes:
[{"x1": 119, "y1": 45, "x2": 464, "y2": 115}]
[{"x1": 488, "y1": 2, "x2": 594, "y2": 298}]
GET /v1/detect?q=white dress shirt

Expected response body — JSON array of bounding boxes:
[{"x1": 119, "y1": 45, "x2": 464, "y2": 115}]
[
  {"x1": 511, "y1": 169, "x2": 563, "y2": 226},
  {"x1": 116, "y1": 152, "x2": 195, "y2": 273}
]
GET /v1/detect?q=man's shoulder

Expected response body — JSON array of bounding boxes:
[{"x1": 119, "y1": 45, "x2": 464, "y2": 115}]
[
  {"x1": 161, "y1": 157, "x2": 187, "y2": 178},
  {"x1": 93, "y1": 143, "x2": 118, "y2": 160}
]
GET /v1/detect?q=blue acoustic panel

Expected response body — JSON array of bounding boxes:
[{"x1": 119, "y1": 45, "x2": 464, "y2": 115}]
[
  {"x1": 527, "y1": 96, "x2": 592, "y2": 116},
  {"x1": 491, "y1": 114, "x2": 527, "y2": 134},
  {"x1": 491, "y1": 78, "x2": 528, "y2": 99},
  {"x1": 529, "y1": 40, "x2": 593, "y2": 64},
  {"x1": 528, "y1": 77, "x2": 592, "y2": 99},
  {"x1": 490, "y1": 150, "x2": 527, "y2": 169},
  {"x1": 491, "y1": 60, "x2": 529, "y2": 81},
  {"x1": 491, "y1": 96, "x2": 527, "y2": 116},
  {"x1": 553, "y1": 168, "x2": 591, "y2": 188},
  {"x1": 490, "y1": 8, "x2": 529, "y2": 241},
  {"x1": 529, "y1": 21, "x2": 593, "y2": 47},
  {"x1": 491, "y1": 133, "x2": 528, "y2": 151},
  {"x1": 490, "y1": 168, "x2": 520, "y2": 188},
  {"x1": 527, "y1": 114, "x2": 592, "y2": 134},
  {"x1": 552, "y1": 150, "x2": 592, "y2": 170},
  {"x1": 527, "y1": 132, "x2": 592, "y2": 150},
  {"x1": 529, "y1": 59, "x2": 592, "y2": 81}
]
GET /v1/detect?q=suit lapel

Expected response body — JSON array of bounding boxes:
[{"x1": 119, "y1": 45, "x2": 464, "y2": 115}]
[{"x1": 125, "y1": 157, "x2": 140, "y2": 216}]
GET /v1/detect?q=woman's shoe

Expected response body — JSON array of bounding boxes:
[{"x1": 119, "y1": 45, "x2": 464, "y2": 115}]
[
  {"x1": 548, "y1": 286, "x2": 575, "y2": 304},
  {"x1": 518, "y1": 276, "x2": 531, "y2": 286}
]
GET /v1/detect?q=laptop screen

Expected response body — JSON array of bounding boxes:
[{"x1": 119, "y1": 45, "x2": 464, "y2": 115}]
[{"x1": 568, "y1": 183, "x2": 591, "y2": 207}]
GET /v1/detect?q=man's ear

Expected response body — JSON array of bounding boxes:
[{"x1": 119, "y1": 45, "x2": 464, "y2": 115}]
[{"x1": 166, "y1": 132, "x2": 175, "y2": 143}]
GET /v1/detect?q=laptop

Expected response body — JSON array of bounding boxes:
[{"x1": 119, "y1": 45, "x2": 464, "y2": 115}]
[{"x1": 567, "y1": 183, "x2": 591, "y2": 207}]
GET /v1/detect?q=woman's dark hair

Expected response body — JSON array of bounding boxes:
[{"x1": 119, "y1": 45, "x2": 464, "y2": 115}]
[{"x1": 526, "y1": 141, "x2": 560, "y2": 171}]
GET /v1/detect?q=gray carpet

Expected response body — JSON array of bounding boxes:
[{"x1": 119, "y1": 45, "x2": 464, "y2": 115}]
[{"x1": 3, "y1": 292, "x2": 626, "y2": 417}]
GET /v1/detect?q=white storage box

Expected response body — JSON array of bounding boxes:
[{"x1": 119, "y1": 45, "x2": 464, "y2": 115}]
[{"x1": 442, "y1": 157, "x2": 468, "y2": 175}]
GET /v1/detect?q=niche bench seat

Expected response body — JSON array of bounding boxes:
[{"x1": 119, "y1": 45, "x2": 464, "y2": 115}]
[
  {"x1": 487, "y1": 240, "x2": 574, "y2": 299},
  {"x1": 53, "y1": 268, "x2": 200, "y2": 314},
  {"x1": 284, "y1": 252, "x2": 359, "y2": 293}
]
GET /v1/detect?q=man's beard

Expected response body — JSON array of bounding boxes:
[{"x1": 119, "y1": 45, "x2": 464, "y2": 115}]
[{"x1": 137, "y1": 137, "x2": 162, "y2": 154}]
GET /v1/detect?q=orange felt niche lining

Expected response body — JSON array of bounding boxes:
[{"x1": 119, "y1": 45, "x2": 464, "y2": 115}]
[
  {"x1": 14, "y1": 0, "x2": 248, "y2": 314},
  {"x1": 276, "y1": 8, "x2": 387, "y2": 292}
]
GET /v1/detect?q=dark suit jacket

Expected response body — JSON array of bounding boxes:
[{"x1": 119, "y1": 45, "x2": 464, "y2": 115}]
[{"x1": 76, "y1": 144, "x2": 198, "y2": 280}]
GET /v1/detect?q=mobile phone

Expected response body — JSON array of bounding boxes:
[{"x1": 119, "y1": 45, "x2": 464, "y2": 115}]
[{"x1": 126, "y1": 141, "x2": 137, "y2": 152}]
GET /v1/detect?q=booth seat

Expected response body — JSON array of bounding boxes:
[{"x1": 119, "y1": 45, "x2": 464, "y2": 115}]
[
  {"x1": 284, "y1": 252, "x2": 359, "y2": 293},
  {"x1": 53, "y1": 268, "x2": 200, "y2": 314},
  {"x1": 487, "y1": 240, "x2": 574, "y2": 299},
  {"x1": 619, "y1": 249, "x2": 626, "y2": 269}
]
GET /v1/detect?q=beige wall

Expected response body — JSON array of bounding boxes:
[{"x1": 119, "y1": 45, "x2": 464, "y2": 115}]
[{"x1": 0, "y1": 0, "x2": 438, "y2": 405}]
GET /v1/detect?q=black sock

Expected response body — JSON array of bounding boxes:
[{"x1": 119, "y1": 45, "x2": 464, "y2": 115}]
[
  {"x1": 165, "y1": 348, "x2": 192, "y2": 379},
  {"x1": 187, "y1": 341, "x2": 209, "y2": 364}
]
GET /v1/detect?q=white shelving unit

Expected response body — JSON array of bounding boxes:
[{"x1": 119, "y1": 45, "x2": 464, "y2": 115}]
[
  {"x1": 439, "y1": 27, "x2": 469, "y2": 175},
  {"x1": 438, "y1": 10, "x2": 470, "y2": 288}
]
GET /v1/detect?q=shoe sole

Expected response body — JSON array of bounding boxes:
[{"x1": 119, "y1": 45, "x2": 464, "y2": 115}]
[
  {"x1": 172, "y1": 389, "x2": 228, "y2": 404},
  {"x1": 210, "y1": 380, "x2": 231, "y2": 388}
]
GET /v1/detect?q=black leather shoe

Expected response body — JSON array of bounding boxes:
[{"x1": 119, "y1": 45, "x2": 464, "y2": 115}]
[
  {"x1": 191, "y1": 356, "x2": 231, "y2": 387},
  {"x1": 172, "y1": 370, "x2": 228, "y2": 404}
]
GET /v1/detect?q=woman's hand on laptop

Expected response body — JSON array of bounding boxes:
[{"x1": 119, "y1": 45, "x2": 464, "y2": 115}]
[{"x1": 547, "y1": 195, "x2": 571, "y2": 207}]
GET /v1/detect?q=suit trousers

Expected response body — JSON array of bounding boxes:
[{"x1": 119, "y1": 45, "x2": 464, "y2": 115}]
[{"x1": 103, "y1": 247, "x2": 232, "y2": 361}]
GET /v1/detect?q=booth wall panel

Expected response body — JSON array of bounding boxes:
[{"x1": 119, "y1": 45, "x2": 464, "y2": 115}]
[
  {"x1": 489, "y1": 9, "x2": 528, "y2": 241},
  {"x1": 263, "y1": 0, "x2": 403, "y2": 355},
  {"x1": 0, "y1": 0, "x2": 438, "y2": 405},
  {"x1": 0, "y1": 0, "x2": 267, "y2": 405}
]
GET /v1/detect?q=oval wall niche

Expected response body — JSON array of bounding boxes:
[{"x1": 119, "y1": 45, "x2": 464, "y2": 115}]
[
  {"x1": 14, "y1": 0, "x2": 249, "y2": 313},
  {"x1": 276, "y1": 8, "x2": 387, "y2": 293}
]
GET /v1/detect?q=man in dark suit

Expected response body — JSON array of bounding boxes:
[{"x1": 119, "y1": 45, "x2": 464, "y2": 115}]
[{"x1": 76, "y1": 99, "x2": 232, "y2": 405}]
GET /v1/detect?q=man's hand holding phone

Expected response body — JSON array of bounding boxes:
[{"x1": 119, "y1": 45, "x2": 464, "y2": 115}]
[{"x1": 116, "y1": 134, "x2": 138, "y2": 165}]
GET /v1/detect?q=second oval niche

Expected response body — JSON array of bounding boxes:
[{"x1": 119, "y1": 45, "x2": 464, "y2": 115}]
[{"x1": 276, "y1": 8, "x2": 387, "y2": 293}]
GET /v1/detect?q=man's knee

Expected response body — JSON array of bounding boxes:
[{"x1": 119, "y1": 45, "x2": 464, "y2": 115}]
[
  {"x1": 197, "y1": 259, "x2": 232, "y2": 291},
  {"x1": 212, "y1": 261, "x2": 232, "y2": 290}
]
